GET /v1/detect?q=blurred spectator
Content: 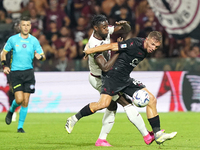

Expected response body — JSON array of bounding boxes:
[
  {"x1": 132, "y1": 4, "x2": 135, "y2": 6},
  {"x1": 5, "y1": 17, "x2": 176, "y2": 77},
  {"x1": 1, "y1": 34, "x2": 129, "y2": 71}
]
[
  {"x1": 134, "y1": 0, "x2": 148, "y2": 19},
  {"x1": 30, "y1": 8, "x2": 43, "y2": 31},
  {"x1": 135, "y1": 5, "x2": 164, "y2": 37},
  {"x1": 45, "y1": 0, "x2": 70, "y2": 32},
  {"x1": 73, "y1": 16, "x2": 88, "y2": 58},
  {"x1": 165, "y1": 36, "x2": 191, "y2": 57},
  {"x1": 101, "y1": 0, "x2": 115, "y2": 17},
  {"x1": 0, "y1": 10, "x2": 6, "y2": 23},
  {"x1": 64, "y1": 0, "x2": 77, "y2": 28},
  {"x1": 53, "y1": 47, "x2": 75, "y2": 71},
  {"x1": 3, "y1": 0, "x2": 28, "y2": 20},
  {"x1": 0, "y1": 0, "x2": 6, "y2": 12},
  {"x1": 127, "y1": 0, "x2": 136, "y2": 25},
  {"x1": 89, "y1": 0, "x2": 102, "y2": 15},
  {"x1": 55, "y1": 0, "x2": 68, "y2": 10},
  {"x1": 81, "y1": 0, "x2": 104, "y2": 23},
  {"x1": 5, "y1": 16, "x2": 13, "y2": 24},
  {"x1": 137, "y1": 20, "x2": 153, "y2": 38},
  {"x1": 38, "y1": 34, "x2": 55, "y2": 60},
  {"x1": 31, "y1": 27, "x2": 41, "y2": 39},
  {"x1": 181, "y1": 44, "x2": 200, "y2": 58},
  {"x1": 127, "y1": 0, "x2": 136, "y2": 12},
  {"x1": 31, "y1": 0, "x2": 49, "y2": 17},
  {"x1": 148, "y1": 49, "x2": 166, "y2": 71},
  {"x1": 109, "y1": 0, "x2": 132, "y2": 24},
  {"x1": 45, "y1": 20, "x2": 59, "y2": 44},
  {"x1": 73, "y1": 16, "x2": 88, "y2": 42},
  {"x1": 115, "y1": 6, "x2": 134, "y2": 31},
  {"x1": 52, "y1": 26, "x2": 77, "y2": 59},
  {"x1": 73, "y1": 0, "x2": 89, "y2": 22},
  {"x1": 22, "y1": 0, "x2": 35, "y2": 17},
  {"x1": 76, "y1": 27, "x2": 93, "y2": 60}
]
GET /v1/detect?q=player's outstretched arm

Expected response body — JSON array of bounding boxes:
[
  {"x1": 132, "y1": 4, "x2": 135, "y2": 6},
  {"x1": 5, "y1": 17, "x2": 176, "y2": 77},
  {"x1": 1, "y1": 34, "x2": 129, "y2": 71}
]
[{"x1": 84, "y1": 43, "x2": 119, "y2": 54}]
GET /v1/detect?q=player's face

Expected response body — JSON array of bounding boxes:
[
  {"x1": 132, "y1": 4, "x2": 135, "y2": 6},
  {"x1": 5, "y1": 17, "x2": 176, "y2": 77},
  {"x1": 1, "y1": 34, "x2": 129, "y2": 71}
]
[
  {"x1": 97, "y1": 21, "x2": 109, "y2": 39},
  {"x1": 20, "y1": 21, "x2": 31, "y2": 35},
  {"x1": 146, "y1": 37, "x2": 161, "y2": 53}
]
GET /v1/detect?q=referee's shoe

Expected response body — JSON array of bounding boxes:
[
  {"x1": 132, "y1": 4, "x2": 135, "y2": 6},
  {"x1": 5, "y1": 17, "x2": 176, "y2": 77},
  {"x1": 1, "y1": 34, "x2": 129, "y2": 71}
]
[
  {"x1": 5, "y1": 111, "x2": 13, "y2": 125},
  {"x1": 17, "y1": 128, "x2": 25, "y2": 133}
]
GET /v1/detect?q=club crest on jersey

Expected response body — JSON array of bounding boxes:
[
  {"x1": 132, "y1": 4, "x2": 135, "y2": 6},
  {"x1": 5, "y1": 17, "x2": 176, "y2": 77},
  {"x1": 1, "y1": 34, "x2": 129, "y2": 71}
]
[
  {"x1": 120, "y1": 44, "x2": 127, "y2": 48},
  {"x1": 22, "y1": 44, "x2": 27, "y2": 48}
]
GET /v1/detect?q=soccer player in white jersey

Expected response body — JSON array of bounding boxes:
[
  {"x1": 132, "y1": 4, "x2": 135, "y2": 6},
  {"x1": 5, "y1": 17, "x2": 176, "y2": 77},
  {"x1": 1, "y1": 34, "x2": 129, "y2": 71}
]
[{"x1": 65, "y1": 15, "x2": 155, "y2": 146}]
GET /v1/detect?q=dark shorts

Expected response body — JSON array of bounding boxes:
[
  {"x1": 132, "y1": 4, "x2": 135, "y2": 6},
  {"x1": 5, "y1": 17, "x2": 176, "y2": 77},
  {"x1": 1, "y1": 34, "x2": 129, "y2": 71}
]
[
  {"x1": 101, "y1": 76, "x2": 145, "y2": 97},
  {"x1": 10, "y1": 69, "x2": 35, "y2": 93},
  {"x1": 6, "y1": 73, "x2": 12, "y2": 84}
]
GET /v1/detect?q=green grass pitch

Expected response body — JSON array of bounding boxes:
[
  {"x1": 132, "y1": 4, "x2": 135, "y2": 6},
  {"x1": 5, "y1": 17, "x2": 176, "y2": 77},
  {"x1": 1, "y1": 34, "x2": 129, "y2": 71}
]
[{"x1": 0, "y1": 112, "x2": 199, "y2": 150}]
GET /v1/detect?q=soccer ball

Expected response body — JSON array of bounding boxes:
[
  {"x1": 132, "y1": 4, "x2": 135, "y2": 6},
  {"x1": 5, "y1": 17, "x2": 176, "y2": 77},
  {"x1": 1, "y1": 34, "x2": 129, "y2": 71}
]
[{"x1": 132, "y1": 90, "x2": 150, "y2": 107}]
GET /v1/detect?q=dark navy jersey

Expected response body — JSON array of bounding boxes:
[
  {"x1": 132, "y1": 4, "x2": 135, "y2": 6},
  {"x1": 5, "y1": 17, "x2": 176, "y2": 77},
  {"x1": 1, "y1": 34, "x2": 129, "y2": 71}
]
[{"x1": 103, "y1": 37, "x2": 147, "y2": 80}]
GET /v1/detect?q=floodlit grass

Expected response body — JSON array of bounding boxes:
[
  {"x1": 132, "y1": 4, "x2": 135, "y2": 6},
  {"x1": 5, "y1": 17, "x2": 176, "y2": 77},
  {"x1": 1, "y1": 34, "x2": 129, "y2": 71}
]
[{"x1": 0, "y1": 112, "x2": 199, "y2": 150}]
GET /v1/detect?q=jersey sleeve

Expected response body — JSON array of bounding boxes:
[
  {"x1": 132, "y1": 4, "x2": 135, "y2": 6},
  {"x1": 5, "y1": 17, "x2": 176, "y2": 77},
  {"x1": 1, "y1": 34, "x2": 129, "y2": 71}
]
[
  {"x1": 3, "y1": 37, "x2": 13, "y2": 52},
  {"x1": 108, "y1": 25, "x2": 114, "y2": 35},
  {"x1": 89, "y1": 42, "x2": 103, "y2": 59},
  {"x1": 34, "y1": 38, "x2": 44, "y2": 54},
  {"x1": 118, "y1": 38, "x2": 135, "y2": 52}
]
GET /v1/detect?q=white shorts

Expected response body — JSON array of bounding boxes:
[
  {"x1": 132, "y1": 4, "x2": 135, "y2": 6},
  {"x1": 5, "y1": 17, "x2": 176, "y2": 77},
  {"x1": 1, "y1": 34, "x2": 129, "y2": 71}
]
[{"x1": 89, "y1": 73, "x2": 119, "y2": 101}]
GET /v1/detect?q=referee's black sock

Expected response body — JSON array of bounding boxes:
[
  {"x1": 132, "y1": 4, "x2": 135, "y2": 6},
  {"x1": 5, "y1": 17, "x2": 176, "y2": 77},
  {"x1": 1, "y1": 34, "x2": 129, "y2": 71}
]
[
  {"x1": 75, "y1": 104, "x2": 94, "y2": 120},
  {"x1": 148, "y1": 115, "x2": 161, "y2": 133}
]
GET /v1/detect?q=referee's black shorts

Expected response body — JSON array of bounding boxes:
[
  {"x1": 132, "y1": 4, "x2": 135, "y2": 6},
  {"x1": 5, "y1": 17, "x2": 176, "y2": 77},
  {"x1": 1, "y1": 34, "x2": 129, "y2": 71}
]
[{"x1": 10, "y1": 69, "x2": 35, "y2": 93}]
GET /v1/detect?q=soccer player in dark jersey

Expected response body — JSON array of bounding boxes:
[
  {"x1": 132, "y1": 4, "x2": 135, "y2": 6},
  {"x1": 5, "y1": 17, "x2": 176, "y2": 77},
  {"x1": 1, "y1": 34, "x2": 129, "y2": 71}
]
[
  {"x1": 1, "y1": 16, "x2": 46, "y2": 133},
  {"x1": 66, "y1": 31, "x2": 177, "y2": 144},
  {"x1": 66, "y1": 14, "x2": 155, "y2": 146}
]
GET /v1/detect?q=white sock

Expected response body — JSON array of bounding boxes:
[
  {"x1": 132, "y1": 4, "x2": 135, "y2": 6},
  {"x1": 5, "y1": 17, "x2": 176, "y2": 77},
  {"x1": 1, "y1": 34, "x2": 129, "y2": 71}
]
[
  {"x1": 71, "y1": 115, "x2": 78, "y2": 126},
  {"x1": 124, "y1": 104, "x2": 148, "y2": 136},
  {"x1": 98, "y1": 108, "x2": 116, "y2": 140}
]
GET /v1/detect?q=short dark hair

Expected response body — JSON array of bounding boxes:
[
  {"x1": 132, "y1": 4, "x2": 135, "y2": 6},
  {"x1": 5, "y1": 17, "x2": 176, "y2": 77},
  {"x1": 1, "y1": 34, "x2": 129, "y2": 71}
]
[
  {"x1": 20, "y1": 16, "x2": 30, "y2": 22},
  {"x1": 91, "y1": 14, "x2": 107, "y2": 28},
  {"x1": 148, "y1": 31, "x2": 162, "y2": 43}
]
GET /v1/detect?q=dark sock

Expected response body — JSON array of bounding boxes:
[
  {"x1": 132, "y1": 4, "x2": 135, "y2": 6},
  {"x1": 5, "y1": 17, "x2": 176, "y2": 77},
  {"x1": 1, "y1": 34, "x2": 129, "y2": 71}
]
[
  {"x1": 8, "y1": 90, "x2": 15, "y2": 106},
  {"x1": 148, "y1": 115, "x2": 160, "y2": 133},
  {"x1": 75, "y1": 104, "x2": 94, "y2": 120}
]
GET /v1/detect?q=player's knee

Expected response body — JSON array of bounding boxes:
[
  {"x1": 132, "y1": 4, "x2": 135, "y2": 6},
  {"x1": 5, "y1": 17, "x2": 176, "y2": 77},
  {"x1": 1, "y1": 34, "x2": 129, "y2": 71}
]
[
  {"x1": 15, "y1": 98, "x2": 23, "y2": 104},
  {"x1": 22, "y1": 103, "x2": 28, "y2": 107},
  {"x1": 21, "y1": 98, "x2": 29, "y2": 107},
  {"x1": 148, "y1": 93, "x2": 157, "y2": 106},
  {"x1": 98, "y1": 101, "x2": 110, "y2": 110}
]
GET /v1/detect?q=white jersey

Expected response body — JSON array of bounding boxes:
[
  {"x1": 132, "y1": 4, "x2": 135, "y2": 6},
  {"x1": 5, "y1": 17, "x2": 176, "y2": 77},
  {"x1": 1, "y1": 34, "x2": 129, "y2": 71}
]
[{"x1": 88, "y1": 26, "x2": 114, "y2": 76}]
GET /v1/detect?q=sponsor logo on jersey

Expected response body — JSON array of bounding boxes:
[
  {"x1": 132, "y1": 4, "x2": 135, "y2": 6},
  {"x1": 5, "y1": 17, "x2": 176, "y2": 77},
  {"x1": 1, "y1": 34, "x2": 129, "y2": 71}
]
[
  {"x1": 130, "y1": 42, "x2": 133, "y2": 46},
  {"x1": 16, "y1": 45, "x2": 19, "y2": 47},
  {"x1": 120, "y1": 44, "x2": 127, "y2": 48},
  {"x1": 20, "y1": 40, "x2": 29, "y2": 43}
]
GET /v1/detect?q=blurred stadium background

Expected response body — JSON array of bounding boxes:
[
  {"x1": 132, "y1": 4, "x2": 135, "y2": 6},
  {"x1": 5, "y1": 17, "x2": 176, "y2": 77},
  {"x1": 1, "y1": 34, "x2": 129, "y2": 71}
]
[{"x1": 0, "y1": 0, "x2": 200, "y2": 113}]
